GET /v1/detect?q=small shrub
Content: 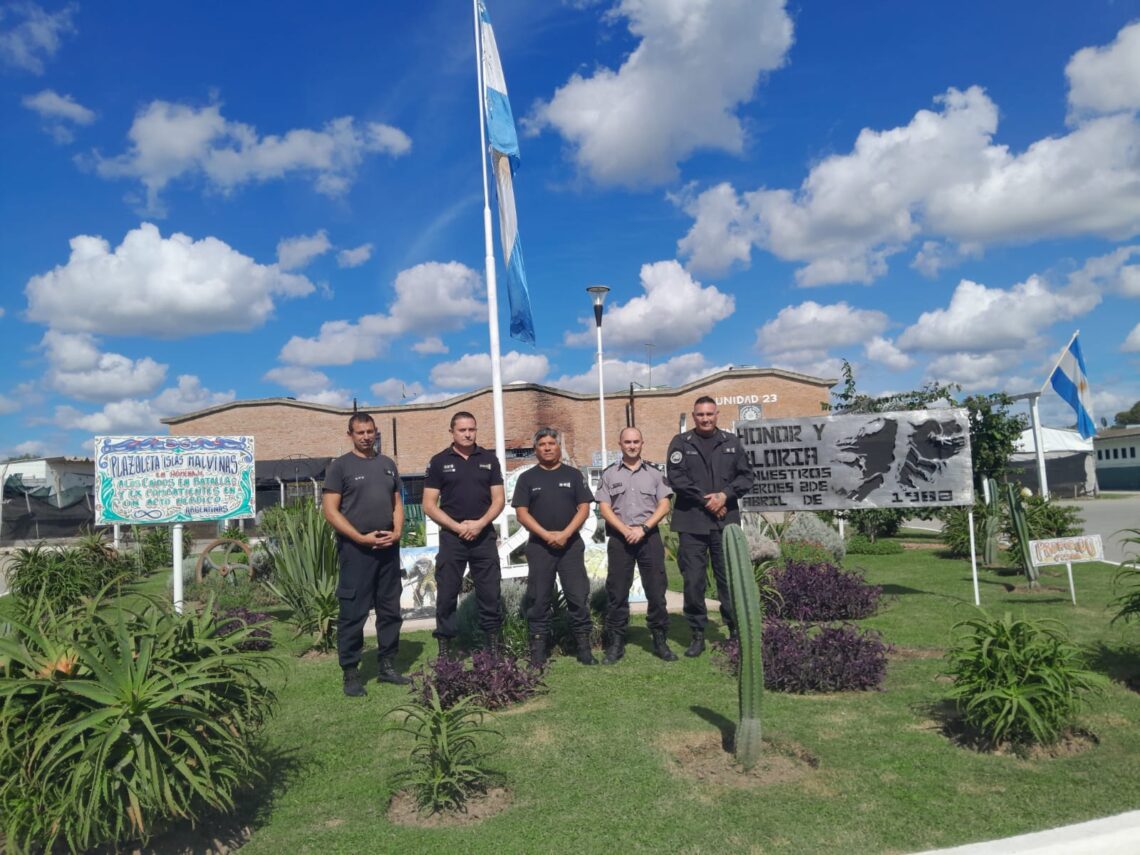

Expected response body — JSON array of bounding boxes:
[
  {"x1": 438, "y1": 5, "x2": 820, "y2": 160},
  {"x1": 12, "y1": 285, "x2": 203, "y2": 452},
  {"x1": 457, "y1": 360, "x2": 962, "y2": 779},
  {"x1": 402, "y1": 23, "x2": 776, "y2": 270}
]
[
  {"x1": 783, "y1": 512, "x2": 846, "y2": 562},
  {"x1": 413, "y1": 649, "x2": 545, "y2": 711},
  {"x1": 0, "y1": 593, "x2": 278, "y2": 852},
  {"x1": 262, "y1": 499, "x2": 338, "y2": 651},
  {"x1": 220, "y1": 524, "x2": 250, "y2": 543},
  {"x1": 779, "y1": 539, "x2": 838, "y2": 566},
  {"x1": 216, "y1": 607, "x2": 274, "y2": 650},
  {"x1": 183, "y1": 571, "x2": 278, "y2": 612},
  {"x1": 714, "y1": 620, "x2": 889, "y2": 693},
  {"x1": 764, "y1": 561, "x2": 882, "y2": 621},
  {"x1": 1110, "y1": 528, "x2": 1140, "y2": 626},
  {"x1": 945, "y1": 611, "x2": 1100, "y2": 746},
  {"x1": 401, "y1": 520, "x2": 427, "y2": 547},
  {"x1": 1003, "y1": 495, "x2": 1084, "y2": 568},
  {"x1": 846, "y1": 534, "x2": 904, "y2": 555},
  {"x1": 386, "y1": 688, "x2": 501, "y2": 815},
  {"x1": 9, "y1": 539, "x2": 131, "y2": 613}
]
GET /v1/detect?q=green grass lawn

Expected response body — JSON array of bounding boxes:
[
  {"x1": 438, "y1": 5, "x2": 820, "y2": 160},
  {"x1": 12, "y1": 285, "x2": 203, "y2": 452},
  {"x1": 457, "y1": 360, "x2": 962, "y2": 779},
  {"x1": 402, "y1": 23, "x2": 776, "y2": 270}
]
[
  {"x1": 5, "y1": 545, "x2": 1139, "y2": 854},
  {"x1": 196, "y1": 545, "x2": 1140, "y2": 855}
]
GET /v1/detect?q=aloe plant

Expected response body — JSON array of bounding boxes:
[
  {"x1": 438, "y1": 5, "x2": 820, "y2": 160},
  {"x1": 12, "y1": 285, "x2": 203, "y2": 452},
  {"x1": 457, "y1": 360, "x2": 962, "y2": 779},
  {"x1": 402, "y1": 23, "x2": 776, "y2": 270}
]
[
  {"x1": 723, "y1": 523, "x2": 763, "y2": 770},
  {"x1": 263, "y1": 499, "x2": 339, "y2": 650},
  {"x1": 981, "y1": 477, "x2": 1001, "y2": 566}
]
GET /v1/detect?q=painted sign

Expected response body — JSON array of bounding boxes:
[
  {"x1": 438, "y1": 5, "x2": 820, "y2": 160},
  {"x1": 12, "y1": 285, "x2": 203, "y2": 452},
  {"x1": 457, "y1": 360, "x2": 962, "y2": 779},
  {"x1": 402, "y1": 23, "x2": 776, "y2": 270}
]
[
  {"x1": 735, "y1": 409, "x2": 975, "y2": 511},
  {"x1": 1029, "y1": 534, "x2": 1104, "y2": 566},
  {"x1": 94, "y1": 435, "x2": 256, "y2": 524}
]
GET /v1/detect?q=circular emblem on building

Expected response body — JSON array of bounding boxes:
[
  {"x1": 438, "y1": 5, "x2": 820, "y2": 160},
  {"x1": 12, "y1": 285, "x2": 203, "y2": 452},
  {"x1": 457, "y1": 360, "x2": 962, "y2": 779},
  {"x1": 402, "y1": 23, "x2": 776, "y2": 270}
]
[
  {"x1": 669, "y1": 450, "x2": 683, "y2": 464},
  {"x1": 739, "y1": 404, "x2": 762, "y2": 421}
]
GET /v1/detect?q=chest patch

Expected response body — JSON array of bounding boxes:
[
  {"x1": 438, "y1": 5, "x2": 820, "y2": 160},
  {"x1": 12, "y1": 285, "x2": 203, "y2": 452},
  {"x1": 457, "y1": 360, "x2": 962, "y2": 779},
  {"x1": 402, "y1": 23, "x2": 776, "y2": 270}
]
[
  {"x1": 443, "y1": 464, "x2": 455, "y2": 473},
  {"x1": 479, "y1": 463, "x2": 492, "y2": 470}
]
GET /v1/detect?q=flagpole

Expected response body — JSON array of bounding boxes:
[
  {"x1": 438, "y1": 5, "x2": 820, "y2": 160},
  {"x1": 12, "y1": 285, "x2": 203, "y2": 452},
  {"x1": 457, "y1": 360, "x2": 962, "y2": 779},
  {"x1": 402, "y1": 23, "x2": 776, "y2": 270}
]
[{"x1": 473, "y1": 0, "x2": 509, "y2": 529}]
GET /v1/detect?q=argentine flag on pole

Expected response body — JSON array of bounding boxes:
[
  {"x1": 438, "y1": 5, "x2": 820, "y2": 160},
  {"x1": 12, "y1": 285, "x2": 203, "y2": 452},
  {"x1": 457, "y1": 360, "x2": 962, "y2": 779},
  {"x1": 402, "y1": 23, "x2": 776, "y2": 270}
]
[
  {"x1": 479, "y1": 0, "x2": 535, "y2": 344},
  {"x1": 1048, "y1": 332, "x2": 1096, "y2": 439}
]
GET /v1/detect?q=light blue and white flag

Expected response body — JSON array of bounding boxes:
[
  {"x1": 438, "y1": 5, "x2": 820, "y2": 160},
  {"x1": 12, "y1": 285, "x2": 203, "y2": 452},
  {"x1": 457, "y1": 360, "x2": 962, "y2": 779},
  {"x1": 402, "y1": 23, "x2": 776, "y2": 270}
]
[
  {"x1": 1049, "y1": 333, "x2": 1096, "y2": 439},
  {"x1": 480, "y1": 0, "x2": 535, "y2": 344}
]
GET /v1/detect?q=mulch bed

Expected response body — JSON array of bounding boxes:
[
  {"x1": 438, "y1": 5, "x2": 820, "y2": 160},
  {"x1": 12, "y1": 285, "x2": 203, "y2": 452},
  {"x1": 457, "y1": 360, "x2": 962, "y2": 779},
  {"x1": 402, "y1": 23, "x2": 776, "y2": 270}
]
[
  {"x1": 659, "y1": 730, "x2": 818, "y2": 789},
  {"x1": 387, "y1": 787, "x2": 513, "y2": 827}
]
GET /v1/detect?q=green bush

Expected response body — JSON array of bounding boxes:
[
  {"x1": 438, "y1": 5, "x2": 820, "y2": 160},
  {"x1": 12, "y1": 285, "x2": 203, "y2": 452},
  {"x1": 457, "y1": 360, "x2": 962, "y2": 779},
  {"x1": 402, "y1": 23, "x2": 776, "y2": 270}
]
[
  {"x1": 262, "y1": 499, "x2": 339, "y2": 651},
  {"x1": 385, "y1": 688, "x2": 501, "y2": 815},
  {"x1": 401, "y1": 520, "x2": 427, "y2": 547},
  {"x1": 1110, "y1": 528, "x2": 1140, "y2": 626},
  {"x1": 945, "y1": 611, "x2": 1100, "y2": 746},
  {"x1": 846, "y1": 534, "x2": 904, "y2": 555},
  {"x1": 783, "y1": 512, "x2": 845, "y2": 562},
  {"x1": 940, "y1": 501, "x2": 990, "y2": 559},
  {"x1": 129, "y1": 525, "x2": 194, "y2": 574},
  {"x1": 844, "y1": 508, "x2": 907, "y2": 542},
  {"x1": 183, "y1": 572, "x2": 279, "y2": 612},
  {"x1": 8, "y1": 534, "x2": 132, "y2": 613},
  {"x1": 778, "y1": 540, "x2": 837, "y2": 566},
  {"x1": 0, "y1": 592, "x2": 278, "y2": 853}
]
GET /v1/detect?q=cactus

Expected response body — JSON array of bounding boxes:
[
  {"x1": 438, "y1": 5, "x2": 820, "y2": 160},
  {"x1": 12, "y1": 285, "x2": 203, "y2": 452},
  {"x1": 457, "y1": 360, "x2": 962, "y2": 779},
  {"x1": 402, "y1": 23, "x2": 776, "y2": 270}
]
[
  {"x1": 1004, "y1": 483, "x2": 1039, "y2": 587},
  {"x1": 723, "y1": 523, "x2": 764, "y2": 770},
  {"x1": 982, "y1": 477, "x2": 1000, "y2": 566}
]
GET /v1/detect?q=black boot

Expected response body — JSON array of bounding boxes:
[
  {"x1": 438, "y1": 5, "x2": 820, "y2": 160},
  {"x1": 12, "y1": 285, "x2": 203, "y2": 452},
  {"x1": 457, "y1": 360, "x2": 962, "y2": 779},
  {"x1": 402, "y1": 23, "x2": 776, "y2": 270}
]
[
  {"x1": 602, "y1": 633, "x2": 625, "y2": 665},
  {"x1": 486, "y1": 629, "x2": 505, "y2": 657},
  {"x1": 652, "y1": 629, "x2": 678, "y2": 662},
  {"x1": 529, "y1": 633, "x2": 548, "y2": 668},
  {"x1": 684, "y1": 631, "x2": 705, "y2": 658},
  {"x1": 377, "y1": 657, "x2": 412, "y2": 685},
  {"x1": 436, "y1": 636, "x2": 453, "y2": 661},
  {"x1": 342, "y1": 667, "x2": 366, "y2": 697},
  {"x1": 575, "y1": 631, "x2": 598, "y2": 666}
]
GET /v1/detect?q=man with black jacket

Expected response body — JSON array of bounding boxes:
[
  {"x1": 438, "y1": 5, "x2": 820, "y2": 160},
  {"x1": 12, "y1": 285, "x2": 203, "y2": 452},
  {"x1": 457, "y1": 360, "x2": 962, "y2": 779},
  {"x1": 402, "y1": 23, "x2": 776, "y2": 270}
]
[{"x1": 665, "y1": 396, "x2": 755, "y2": 657}]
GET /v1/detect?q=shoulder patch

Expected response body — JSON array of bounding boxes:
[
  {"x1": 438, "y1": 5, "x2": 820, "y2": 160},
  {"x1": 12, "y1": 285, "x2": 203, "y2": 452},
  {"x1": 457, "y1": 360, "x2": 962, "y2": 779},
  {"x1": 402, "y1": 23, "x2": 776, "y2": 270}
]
[
  {"x1": 669, "y1": 450, "x2": 683, "y2": 465},
  {"x1": 644, "y1": 460, "x2": 663, "y2": 471}
]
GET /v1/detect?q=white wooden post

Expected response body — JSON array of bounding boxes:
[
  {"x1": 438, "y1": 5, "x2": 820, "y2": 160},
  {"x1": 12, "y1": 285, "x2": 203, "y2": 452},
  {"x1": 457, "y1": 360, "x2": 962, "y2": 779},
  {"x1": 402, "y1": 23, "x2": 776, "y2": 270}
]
[
  {"x1": 172, "y1": 523, "x2": 184, "y2": 614},
  {"x1": 967, "y1": 510, "x2": 980, "y2": 606}
]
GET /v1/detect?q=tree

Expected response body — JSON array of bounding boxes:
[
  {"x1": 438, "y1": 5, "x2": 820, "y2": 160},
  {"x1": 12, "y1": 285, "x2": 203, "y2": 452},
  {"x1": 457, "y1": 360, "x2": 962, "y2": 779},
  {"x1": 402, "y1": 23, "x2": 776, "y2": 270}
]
[{"x1": 1114, "y1": 400, "x2": 1140, "y2": 427}]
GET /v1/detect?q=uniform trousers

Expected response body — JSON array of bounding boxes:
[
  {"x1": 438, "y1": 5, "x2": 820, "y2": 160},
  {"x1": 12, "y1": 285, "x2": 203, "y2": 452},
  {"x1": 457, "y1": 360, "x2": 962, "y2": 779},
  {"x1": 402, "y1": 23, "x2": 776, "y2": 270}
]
[
  {"x1": 604, "y1": 529, "x2": 670, "y2": 636},
  {"x1": 524, "y1": 536, "x2": 591, "y2": 635},
  {"x1": 336, "y1": 539, "x2": 402, "y2": 669},
  {"x1": 433, "y1": 529, "x2": 501, "y2": 639},
  {"x1": 678, "y1": 530, "x2": 736, "y2": 634}
]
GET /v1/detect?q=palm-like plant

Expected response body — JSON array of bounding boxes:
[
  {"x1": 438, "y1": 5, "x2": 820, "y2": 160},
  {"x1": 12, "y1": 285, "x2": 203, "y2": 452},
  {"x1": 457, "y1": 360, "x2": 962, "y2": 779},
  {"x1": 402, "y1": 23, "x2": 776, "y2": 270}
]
[
  {"x1": 262, "y1": 499, "x2": 339, "y2": 650},
  {"x1": 0, "y1": 593, "x2": 278, "y2": 853},
  {"x1": 1110, "y1": 528, "x2": 1140, "y2": 626},
  {"x1": 385, "y1": 687, "x2": 501, "y2": 814}
]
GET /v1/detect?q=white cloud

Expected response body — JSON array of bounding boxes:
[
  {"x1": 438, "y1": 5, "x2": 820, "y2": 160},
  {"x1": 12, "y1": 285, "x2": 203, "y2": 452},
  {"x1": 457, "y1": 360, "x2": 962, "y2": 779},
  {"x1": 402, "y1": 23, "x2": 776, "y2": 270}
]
[
  {"x1": 0, "y1": 394, "x2": 19, "y2": 415},
  {"x1": 564, "y1": 261, "x2": 733, "y2": 351},
  {"x1": 1124, "y1": 323, "x2": 1140, "y2": 352},
  {"x1": 897, "y1": 275, "x2": 1098, "y2": 353},
  {"x1": 41, "y1": 331, "x2": 167, "y2": 402},
  {"x1": 337, "y1": 243, "x2": 373, "y2": 268},
  {"x1": 280, "y1": 261, "x2": 482, "y2": 365},
  {"x1": 926, "y1": 352, "x2": 1006, "y2": 389},
  {"x1": 22, "y1": 88, "x2": 94, "y2": 142},
  {"x1": 864, "y1": 336, "x2": 913, "y2": 371},
  {"x1": 1068, "y1": 245, "x2": 1140, "y2": 298},
  {"x1": 93, "y1": 100, "x2": 411, "y2": 213},
  {"x1": 25, "y1": 223, "x2": 314, "y2": 337},
  {"x1": 2, "y1": 439, "x2": 51, "y2": 459},
  {"x1": 55, "y1": 375, "x2": 234, "y2": 435},
  {"x1": 412, "y1": 336, "x2": 448, "y2": 355},
  {"x1": 756, "y1": 301, "x2": 889, "y2": 354},
  {"x1": 678, "y1": 80, "x2": 1140, "y2": 285},
  {"x1": 910, "y1": 239, "x2": 982, "y2": 278},
  {"x1": 370, "y1": 378, "x2": 424, "y2": 403},
  {"x1": 528, "y1": 0, "x2": 792, "y2": 187},
  {"x1": 551, "y1": 352, "x2": 732, "y2": 393},
  {"x1": 1066, "y1": 21, "x2": 1140, "y2": 117},
  {"x1": 763, "y1": 351, "x2": 846, "y2": 382},
  {"x1": 296, "y1": 389, "x2": 353, "y2": 407},
  {"x1": 276, "y1": 230, "x2": 331, "y2": 271},
  {"x1": 0, "y1": 2, "x2": 75, "y2": 74},
  {"x1": 262, "y1": 365, "x2": 352, "y2": 406},
  {"x1": 430, "y1": 351, "x2": 549, "y2": 389}
]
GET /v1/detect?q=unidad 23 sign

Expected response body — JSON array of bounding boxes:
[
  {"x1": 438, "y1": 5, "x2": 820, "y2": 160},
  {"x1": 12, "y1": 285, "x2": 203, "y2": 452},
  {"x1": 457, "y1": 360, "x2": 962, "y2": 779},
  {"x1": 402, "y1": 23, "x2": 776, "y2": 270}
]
[
  {"x1": 735, "y1": 409, "x2": 975, "y2": 511},
  {"x1": 95, "y1": 435, "x2": 256, "y2": 524}
]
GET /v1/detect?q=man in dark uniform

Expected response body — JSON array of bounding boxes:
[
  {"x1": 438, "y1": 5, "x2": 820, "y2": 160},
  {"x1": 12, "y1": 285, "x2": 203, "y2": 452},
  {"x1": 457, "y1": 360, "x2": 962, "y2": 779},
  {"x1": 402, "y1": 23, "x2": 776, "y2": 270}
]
[
  {"x1": 595, "y1": 426, "x2": 676, "y2": 664},
  {"x1": 322, "y1": 413, "x2": 411, "y2": 697},
  {"x1": 666, "y1": 396, "x2": 755, "y2": 657},
  {"x1": 423, "y1": 411, "x2": 505, "y2": 659},
  {"x1": 511, "y1": 427, "x2": 595, "y2": 667}
]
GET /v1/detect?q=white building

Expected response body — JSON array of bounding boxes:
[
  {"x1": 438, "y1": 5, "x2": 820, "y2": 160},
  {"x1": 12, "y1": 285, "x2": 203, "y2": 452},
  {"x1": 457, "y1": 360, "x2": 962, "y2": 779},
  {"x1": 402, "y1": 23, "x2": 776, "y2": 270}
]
[{"x1": 1094, "y1": 426, "x2": 1140, "y2": 490}]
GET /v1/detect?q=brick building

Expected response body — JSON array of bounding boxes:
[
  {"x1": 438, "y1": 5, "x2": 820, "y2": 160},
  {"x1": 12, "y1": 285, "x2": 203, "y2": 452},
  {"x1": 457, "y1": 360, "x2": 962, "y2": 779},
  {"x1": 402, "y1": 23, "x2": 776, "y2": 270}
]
[{"x1": 162, "y1": 367, "x2": 834, "y2": 499}]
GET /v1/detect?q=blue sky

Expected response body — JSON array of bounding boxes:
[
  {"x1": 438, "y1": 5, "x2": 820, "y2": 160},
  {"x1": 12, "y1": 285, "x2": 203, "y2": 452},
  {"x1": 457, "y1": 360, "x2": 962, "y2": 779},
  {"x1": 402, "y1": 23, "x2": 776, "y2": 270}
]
[{"x1": 3, "y1": 0, "x2": 1140, "y2": 459}]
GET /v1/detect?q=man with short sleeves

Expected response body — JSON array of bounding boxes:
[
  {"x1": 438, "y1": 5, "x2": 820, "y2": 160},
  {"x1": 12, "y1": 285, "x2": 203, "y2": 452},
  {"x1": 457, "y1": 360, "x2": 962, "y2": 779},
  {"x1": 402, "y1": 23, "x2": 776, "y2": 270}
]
[
  {"x1": 666, "y1": 396, "x2": 755, "y2": 657},
  {"x1": 595, "y1": 426, "x2": 677, "y2": 664},
  {"x1": 423, "y1": 412, "x2": 505, "y2": 659},
  {"x1": 323, "y1": 413, "x2": 410, "y2": 697},
  {"x1": 512, "y1": 427, "x2": 596, "y2": 667}
]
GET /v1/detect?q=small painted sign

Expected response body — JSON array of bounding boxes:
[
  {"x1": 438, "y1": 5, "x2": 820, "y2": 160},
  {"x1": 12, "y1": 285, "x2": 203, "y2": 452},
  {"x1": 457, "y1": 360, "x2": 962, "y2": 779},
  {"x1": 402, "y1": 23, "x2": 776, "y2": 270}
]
[
  {"x1": 94, "y1": 435, "x2": 256, "y2": 524},
  {"x1": 1029, "y1": 534, "x2": 1104, "y2": 566}
]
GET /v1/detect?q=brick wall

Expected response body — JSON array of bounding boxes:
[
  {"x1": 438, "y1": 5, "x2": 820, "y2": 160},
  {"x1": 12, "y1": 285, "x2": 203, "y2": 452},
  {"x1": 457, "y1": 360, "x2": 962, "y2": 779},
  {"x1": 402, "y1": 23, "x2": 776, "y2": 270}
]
[{"x1": 164, "y1": 369, "x2": 833, "y2": 475}]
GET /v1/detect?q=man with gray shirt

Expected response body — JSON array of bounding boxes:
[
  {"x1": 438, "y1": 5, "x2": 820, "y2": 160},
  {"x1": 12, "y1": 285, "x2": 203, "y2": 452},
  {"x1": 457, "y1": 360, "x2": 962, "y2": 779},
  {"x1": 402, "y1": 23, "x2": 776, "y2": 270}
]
[
  {"x1": 595, "y1": 426, "x2": 677, "y2": 664},
  {"x1": 323, "y1": 413, "x2": 411, "y2": 696}
]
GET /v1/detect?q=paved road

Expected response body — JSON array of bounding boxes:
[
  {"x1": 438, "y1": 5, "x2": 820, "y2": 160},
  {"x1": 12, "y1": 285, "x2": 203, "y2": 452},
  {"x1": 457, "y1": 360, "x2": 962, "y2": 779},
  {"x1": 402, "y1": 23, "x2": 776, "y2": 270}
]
[{"x1": 1057, "y1": 492, "x2": 1140, "y2": 564}]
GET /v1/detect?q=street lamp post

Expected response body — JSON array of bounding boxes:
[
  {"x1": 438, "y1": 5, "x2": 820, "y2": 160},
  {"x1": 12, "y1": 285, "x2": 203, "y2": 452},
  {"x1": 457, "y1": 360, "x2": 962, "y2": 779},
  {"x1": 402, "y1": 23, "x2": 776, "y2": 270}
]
[{"x1": 587, "y1": 286, "x2": 610, "y2": 469}]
